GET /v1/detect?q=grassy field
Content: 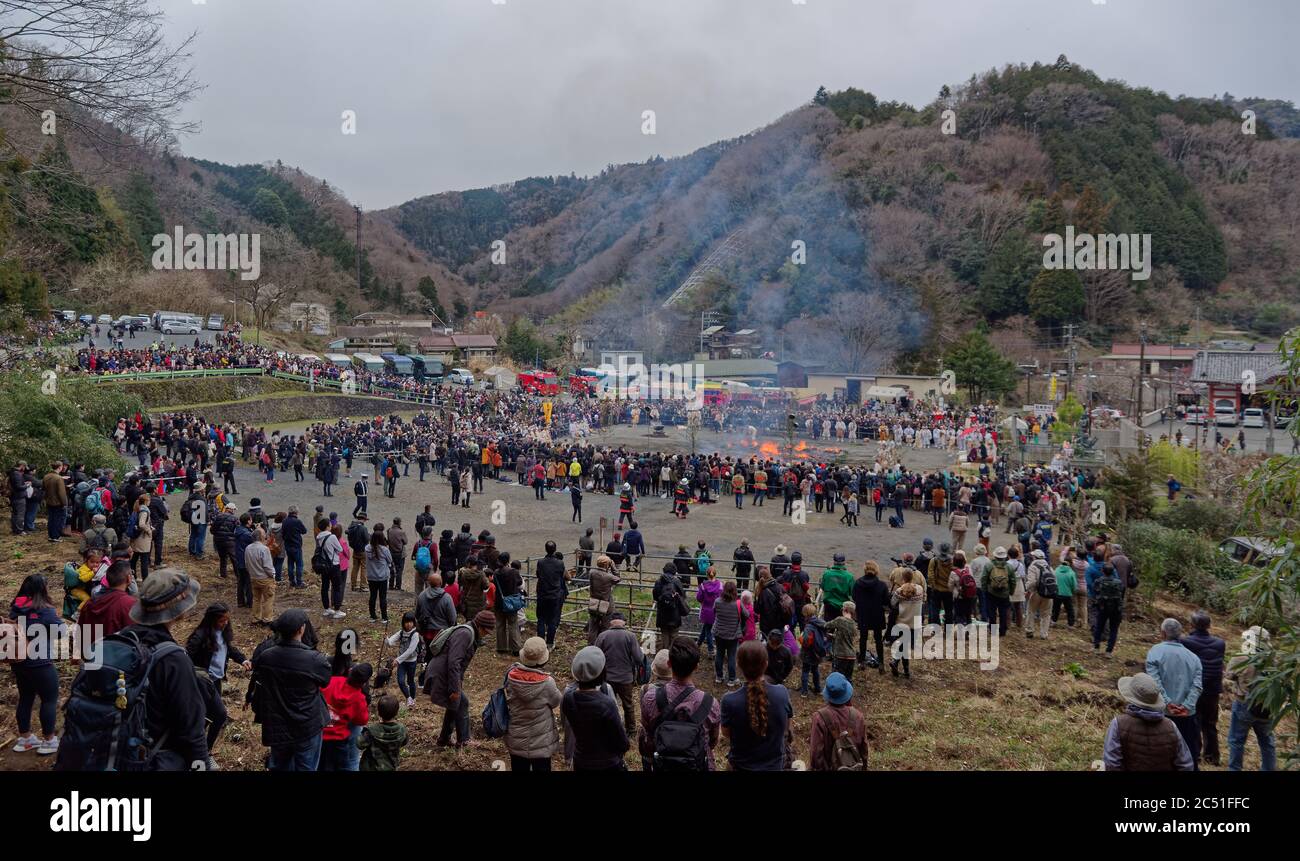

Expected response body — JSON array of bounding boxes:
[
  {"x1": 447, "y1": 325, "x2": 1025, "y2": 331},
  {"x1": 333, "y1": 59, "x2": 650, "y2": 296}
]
[{"x1": 0, "y1": 524, "x2": 1281, "y2": 772}]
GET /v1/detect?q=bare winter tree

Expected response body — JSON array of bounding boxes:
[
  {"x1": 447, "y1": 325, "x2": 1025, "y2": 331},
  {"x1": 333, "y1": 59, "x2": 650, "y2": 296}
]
[{"x1": 0, "y1": 0, "x2": 200, "y2": 153}]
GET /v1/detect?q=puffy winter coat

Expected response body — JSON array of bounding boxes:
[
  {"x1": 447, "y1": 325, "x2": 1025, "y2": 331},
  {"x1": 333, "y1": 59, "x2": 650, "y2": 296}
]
[{"x1": 504, "y1": 664, "x2": 562, "y2": 759}]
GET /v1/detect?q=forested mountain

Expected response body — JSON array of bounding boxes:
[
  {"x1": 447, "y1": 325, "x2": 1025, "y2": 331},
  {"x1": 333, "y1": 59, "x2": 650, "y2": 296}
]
[
  {"x1": 4, "y1": 52, "x2": 1297, "y2": 367},
  {"x1": 379, "y1": 57, "x2": 1300, "y2": 367}
]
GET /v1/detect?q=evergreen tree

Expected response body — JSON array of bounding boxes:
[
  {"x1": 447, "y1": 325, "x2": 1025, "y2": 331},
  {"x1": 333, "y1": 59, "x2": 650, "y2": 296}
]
[
  {"x1": 251, "y1": 187, "x2": 290, "y2": 227},
  {"x1": 1028, "y1": 268, "x2": 1084, "y2": 328},
  {"x1": 943, "y1": 327, "x2": 1018, "y2": 403},
  {"x1": 417, "y1": 275, "x2": 446, "y2": 320},
  {"x1": 813, "y1": 85, "x2": 829, "y2": 106},
  {"x1": 976, "y1": 231, "x2": 1038, "y2": 318}
]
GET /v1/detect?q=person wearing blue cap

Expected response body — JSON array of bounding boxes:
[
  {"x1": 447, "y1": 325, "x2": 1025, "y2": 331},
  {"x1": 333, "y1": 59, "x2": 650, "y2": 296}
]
[{"x1": 809, "y1": 671, "x2": 866, "y2": 771}]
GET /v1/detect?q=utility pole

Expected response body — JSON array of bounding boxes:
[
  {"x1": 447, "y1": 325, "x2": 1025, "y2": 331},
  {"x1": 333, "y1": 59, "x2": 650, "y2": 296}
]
[
  {"x1": 354, "y1": 205, "x2": 363, "y2": 294},
  {"x1": 1063, "y1": 324, "x2": 1077, "y2": 398},
  {"x1": 1136, "y1": 322, "x2": 1147, "y2": 422}
]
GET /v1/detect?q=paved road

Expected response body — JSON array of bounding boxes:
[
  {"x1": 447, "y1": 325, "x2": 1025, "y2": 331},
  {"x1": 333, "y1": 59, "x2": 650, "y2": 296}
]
[
  {"x1": 1145, "y1": 418, "x2": 1296, "y2": 454},
  {"x1": 213, "y1": 423, "x2": 987, "y2": 591}
]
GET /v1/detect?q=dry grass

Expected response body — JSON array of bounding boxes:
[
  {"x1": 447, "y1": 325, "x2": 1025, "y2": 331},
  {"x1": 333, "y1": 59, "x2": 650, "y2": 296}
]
[{"x1": 0, "y1": 529, "x2": 1280, "y2": 772}]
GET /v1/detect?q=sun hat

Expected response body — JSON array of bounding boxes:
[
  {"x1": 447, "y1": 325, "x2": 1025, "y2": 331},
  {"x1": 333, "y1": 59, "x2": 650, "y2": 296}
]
[
  {"x1": 993, "y1": 546, "x2": 1008, "y2": 560},
  {"x1": 128, "y1": 568, "x2": 200, "y2": 625},
  {"x1": 520, "y1": 637, "x2": 550, "y2": 668},
  {"x1": 823, "y1": 671, "x2": 853, "y2": 705},
  {"x1": 1117, "y1": 673, "x2": 1166, "y2": 712},
  {"x1": 774, "y1": 544, "x2": 788, "y2": 555},
  {"x1": 651, "y1": 648, "x2": 672, "y2": 680}
]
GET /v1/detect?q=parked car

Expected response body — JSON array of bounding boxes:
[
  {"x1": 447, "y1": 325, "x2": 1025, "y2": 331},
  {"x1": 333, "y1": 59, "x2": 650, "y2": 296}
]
[
  {"x1": 1242, "y1": 408, "x2": 1266, "y2": 428},
  {"x1": 1219, "y1": 537, "x2": 1289, "y2": 568},
  {"x1": 161, "y1": 318, "x2": 201, "y2": 335},
  {"x1": 96, "y1": 314, "x2": 112, "y2": 325},
  {"x1": 1184, "y1": 405, "x2": 1208, "y2": 425},
  {"x1": 206, "y1": 314, "x2": 224, "y2": 331},
  {"x1": 446, "y1": 368, "x2": 475, "y2": 386},
  {"x1": 77, "y1": 314, "x2": 94, "y2": 325},
  {"x1": 1214, "y1": 406, "x2": 1239, "y2": 426},
  {"x1": 1276, "y1": 411, "x2": 1296, "y2": 429},
  {"x1": 59, "y1": 310, "x2": 76, "y2": 322}
]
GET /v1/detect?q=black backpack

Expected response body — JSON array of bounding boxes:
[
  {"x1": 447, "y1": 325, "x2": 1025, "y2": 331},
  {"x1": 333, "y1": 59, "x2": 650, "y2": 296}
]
[
  {"x1": 1096, "y1": 575, "x2": 1124, "y2": 613},
  {"x1": 312, "y1": 534, "x2": 332, "y2": 575},
  {"x1": 652, "y1": 687, "x2": 713, "y2": 771},
  {"x1": 54, "y1": 631, "x2": 184, "y2": 772},
  {"x1": 1035, "y1": 564, "x2": 1058, "y2": 599}
]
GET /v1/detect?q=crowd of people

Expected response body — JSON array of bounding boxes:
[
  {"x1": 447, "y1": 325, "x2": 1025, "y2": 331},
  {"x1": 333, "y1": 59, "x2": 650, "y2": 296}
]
[{"x1": 3, "y1": 439, "x2": 1278, "y2": 772}]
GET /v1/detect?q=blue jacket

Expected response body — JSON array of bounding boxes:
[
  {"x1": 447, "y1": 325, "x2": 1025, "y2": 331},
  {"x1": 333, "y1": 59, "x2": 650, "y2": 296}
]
[
  {"x1": 233, "y1": 525, "x2": 255, "y2": 570},
  {"x1": 623, "y1": 530, "x2": 645, "y2": 556},
  {"x1": 1145, "y1": 641, "x2": 1204, "y2": 714},
  {"x1": 1084, "y1": 556, "x2": 1105, "y2": 598}
]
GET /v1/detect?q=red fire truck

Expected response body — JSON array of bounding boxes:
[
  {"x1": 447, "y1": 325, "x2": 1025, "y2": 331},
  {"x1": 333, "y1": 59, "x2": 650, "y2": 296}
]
[{"x1": 518, "y1": 369, "x2": 560, "y2": 395}]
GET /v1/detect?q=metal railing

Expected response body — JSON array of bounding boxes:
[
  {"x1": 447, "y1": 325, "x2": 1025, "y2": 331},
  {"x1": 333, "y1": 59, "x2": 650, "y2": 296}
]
[
  {"x1": 510, "y1": 550, "x2": 839, "y2": 634},
  {"x1": 80, "y1": 367, "x2": 266, "y2": 383}
]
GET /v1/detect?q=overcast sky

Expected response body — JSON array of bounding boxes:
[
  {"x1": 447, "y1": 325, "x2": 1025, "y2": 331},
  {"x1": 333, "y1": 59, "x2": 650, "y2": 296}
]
[{"x1": 164, "y1": 0, "x2": 1299, "y2": 210}]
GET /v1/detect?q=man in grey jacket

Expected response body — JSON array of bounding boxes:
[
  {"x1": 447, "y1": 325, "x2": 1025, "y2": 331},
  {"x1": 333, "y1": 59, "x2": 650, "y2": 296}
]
[
  {"x1": 424, "y1": 610, "x2": 496, "y2": 747},
  {"x1": 416, "y1": 572, "x2": 457, "y2": 643},
  {"x1": 594, "y1": 612, "x2": 644, "y2": 736}
]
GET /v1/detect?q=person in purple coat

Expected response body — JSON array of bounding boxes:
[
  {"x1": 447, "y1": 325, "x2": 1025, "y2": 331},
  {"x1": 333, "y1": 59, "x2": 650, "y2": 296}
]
[{"x1": 696, "y1": 566, "x2": 723, "y2": 658}]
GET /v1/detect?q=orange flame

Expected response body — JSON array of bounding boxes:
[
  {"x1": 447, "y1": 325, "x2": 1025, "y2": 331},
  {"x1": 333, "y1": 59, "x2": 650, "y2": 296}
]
[
  {"x1": 795, "y1": 441, "x2": 808, "y2": 452},
  {"x1": 759, "y1": 442, "x2": 780, "y2": 457}
]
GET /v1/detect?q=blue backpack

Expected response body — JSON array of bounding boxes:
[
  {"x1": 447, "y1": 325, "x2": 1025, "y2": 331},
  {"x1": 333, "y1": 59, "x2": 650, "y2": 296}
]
[
  {"x1": 414, "y1": 543, "x2": 432, "y2": 573},
  {"x1": 126, "y1": 512, "x2": 140, "y2": 540}
]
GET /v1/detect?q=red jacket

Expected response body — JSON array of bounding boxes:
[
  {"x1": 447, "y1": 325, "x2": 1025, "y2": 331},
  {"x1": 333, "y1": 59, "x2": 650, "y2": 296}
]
[
  {"x1": 320, "y1": 676, "x2": 369, "y2": 741},
  {"x1": 76, "y1": 589, "x2": 137, "y2": 644}
]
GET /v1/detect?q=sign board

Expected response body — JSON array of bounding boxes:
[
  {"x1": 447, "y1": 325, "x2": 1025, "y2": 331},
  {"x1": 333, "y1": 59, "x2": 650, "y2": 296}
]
[{"x1": 1028, "y1": 403, "x2": 1054, "y2": 419}]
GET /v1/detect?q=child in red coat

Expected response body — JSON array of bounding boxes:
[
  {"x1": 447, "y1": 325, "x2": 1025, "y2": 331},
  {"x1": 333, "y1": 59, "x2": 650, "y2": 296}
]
[{"x1": 319, "y1": 663, "x2": 371, "y2": 771}]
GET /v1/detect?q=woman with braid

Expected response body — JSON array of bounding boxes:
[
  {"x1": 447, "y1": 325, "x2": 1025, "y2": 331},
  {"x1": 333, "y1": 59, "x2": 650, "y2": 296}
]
[{"x1": 720, "y1": 641, "x2": 793, "y2": 771}]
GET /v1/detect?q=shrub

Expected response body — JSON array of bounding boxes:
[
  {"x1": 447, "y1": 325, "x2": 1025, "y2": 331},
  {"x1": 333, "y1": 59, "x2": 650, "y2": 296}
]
[
  {"x1": 1119, "y1": 520, "x2": 1249, "y2": 616},
  {"x1": 0, "y1": 374, "x2": 134, "y2": 476},
  {"x1": 1156, "y1": 498, "x2": 1236, "y2": 541}
]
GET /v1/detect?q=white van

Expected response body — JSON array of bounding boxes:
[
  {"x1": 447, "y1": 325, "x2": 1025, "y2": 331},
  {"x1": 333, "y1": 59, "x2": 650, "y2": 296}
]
[
  {"x1": 1242, "y1": 408, "x2": 1265, "y2": 428},
  {"x1": 1214, "y1": 406, "x2": 1239, "y2": 426}
]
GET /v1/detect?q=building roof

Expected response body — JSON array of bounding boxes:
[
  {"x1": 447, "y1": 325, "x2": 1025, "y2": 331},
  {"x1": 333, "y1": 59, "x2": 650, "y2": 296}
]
[
  {"x1": 1191, "y1": 350, "x2": 1284, "y2": 384},
  {"x1": 1105, "y1": 344, "x2": 1198, "y2": 360},
  {"x1": 696, "y1": 358, "x2": 778, "y2": 379},
  {"x1": 418, "y1": 333, "x2": 499, "y2": 351}
]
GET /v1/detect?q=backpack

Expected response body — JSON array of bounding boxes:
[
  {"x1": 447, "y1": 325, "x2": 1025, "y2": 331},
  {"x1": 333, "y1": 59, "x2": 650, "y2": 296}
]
[
  {"x1": 54, "y1": 632, "x2": 184, "y2": 772},
  {"x1": 126, "y1": 512, "x2": 140, "y2": 540},
  {"x1": 987, "y1": 564, "x2": 1011, "y2": 598},
  {"x1": 414, "y1": 543, "x2": 432, "y2": 574},
  {"x1": 311, "y1": 534, "x2": 332, "y2": 576},
  {"x1": 959, "y1": 570, "x2": 978, "y2": 600},
  {"x1": 801, "y1": 623, "x2": 827, "y2": 658},
  {"x1": 695, "y1": 552, "x2": 711, "y2": 575},
  {"x1": 266, "y1": 531, "x2": 282, "y2": 558},
  {"x1": 179, "y1": 498, "x2": 193, "y2": 524},
  {"x1": 83, "y1": 526, "x2": 110, "y2": 552},
  {"x1": 428, "y1": 623, "x2": 473, "y2": 658},
  {"x1": 84, "y1": 490, "x2": 105, "y2": 516},
  {"x1": 1127, "y1": 571, "x2": 1139, "y2": 590},
  {"x1": 832, "y1": 730, "x2": 864, "y2": 772},
  {"x1": 651, "y1": 687, "x2": 714, "y2": 772},
  {"x1": 888, "y1": 515, "x2": 902, "y2": 528},
  {"x1": 1035, "y1": 564, "x2": 1058, "y2": 599},
  {"x1": 1096, "y1": 575, "x2": 1124, "y2": 613},
  {"x1": 481, "y1": 670, "x2": 511, "y2": 739}
]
